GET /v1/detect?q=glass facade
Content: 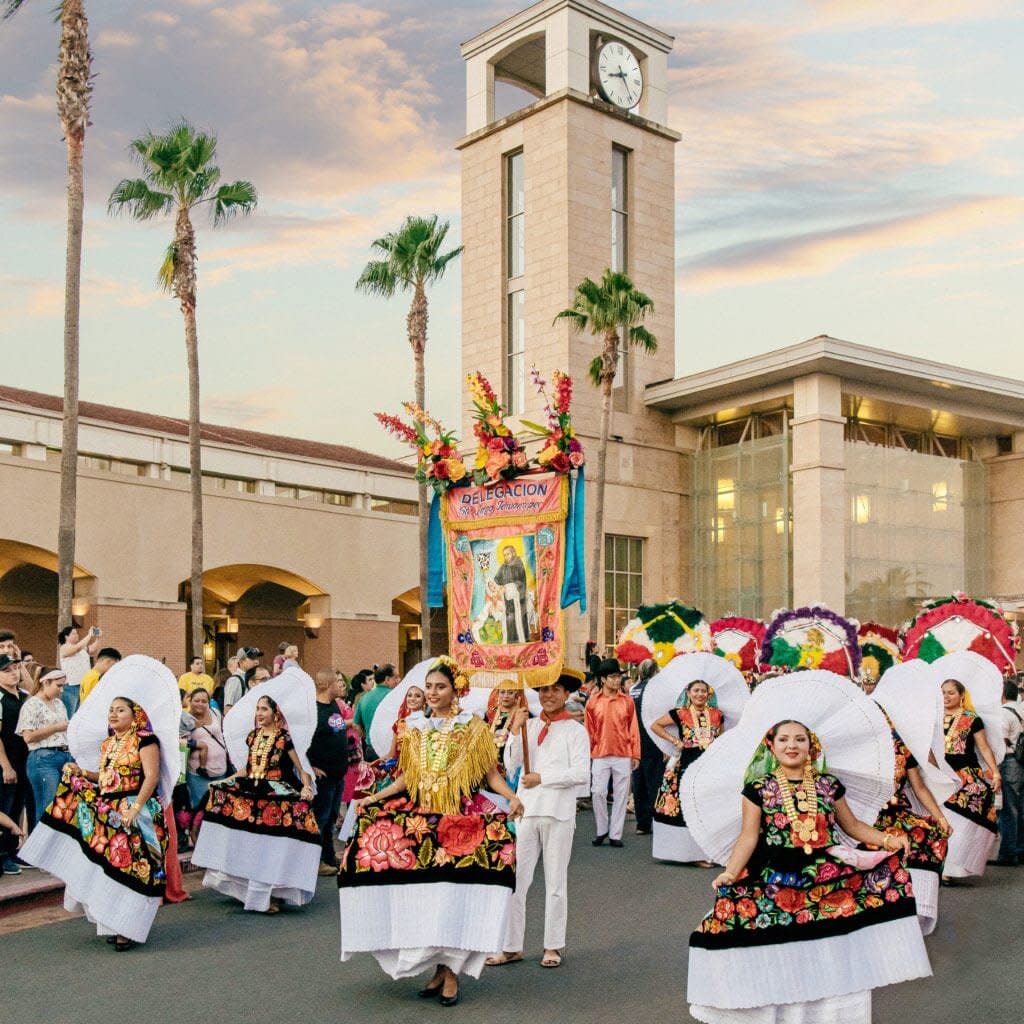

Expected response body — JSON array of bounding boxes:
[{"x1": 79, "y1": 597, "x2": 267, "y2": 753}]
[
  {"x1": 605, "y1": 534, "x2": 644, "y2": 645},
  {"x1": 693, "y1": 434, "x2": 792, "y2": 619},
  {"x1": 845, "y1": 442, "x2": 987, "y2": 625}
]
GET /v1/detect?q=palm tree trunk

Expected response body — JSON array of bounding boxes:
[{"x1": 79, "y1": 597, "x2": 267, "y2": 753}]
[
  {"x1": 408, "y1": 281, "x2": 431, "y2": 657},
  {"x1": 55, "y1": 0, "x2": 92, "y2": 629},
  {"x1": 588, "y1": 332, "x2": 619, "y2": 649},
  {"x1": 175, "y1": 209, "x2": 204, "y2": 662}
]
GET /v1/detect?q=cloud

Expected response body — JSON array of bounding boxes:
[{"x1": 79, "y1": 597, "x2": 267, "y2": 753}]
[
  {"x1": 95, "y1": 30, "x2": 138, "y2": 48},
  {"x1": 202, "y1": 386, "x2": 298, "y2": 430},
  {"x1": 683, "y1": 195, "x2": 1024, "y2": 290},
  {"x1": 806, "y1": 0, "x2": 1018, "y2": 31}
]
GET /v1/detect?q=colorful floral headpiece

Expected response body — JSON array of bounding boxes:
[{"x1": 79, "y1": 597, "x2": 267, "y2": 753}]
[
  {"x1": 742, "y1": 721, "x2": 826, "y2": 785},
  {"x1": 430, "y1": 654, "x2": 471, "y2": 695}
]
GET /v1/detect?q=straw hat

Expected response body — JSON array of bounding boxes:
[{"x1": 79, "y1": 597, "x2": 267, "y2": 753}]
[
  {"x1": 67, "y1": 654, "x2": 182, "y2": 805},
  {"x1": 680, "y1": 670, "x2": 895, "y2": 865},
  {"x1": 640, "y1": 652, "x2": 748, "y2": 758}
]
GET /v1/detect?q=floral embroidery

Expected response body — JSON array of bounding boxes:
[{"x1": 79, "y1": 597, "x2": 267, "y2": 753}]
[
  {"x1": 340, "y1": 798, "x2": 515, "y2": 883},
  {"x1": 941, "y1": 713, "x2": 997, "y2": 832},
  {"x1": 693, "y1": 773, "x2": 915, "y2": 945},
  {"x1": 43, "y1": 758, "x2": 167, "y2": 896},
  {"x1": 653, "y1": 707, "x2": 723, "y2": 827}
]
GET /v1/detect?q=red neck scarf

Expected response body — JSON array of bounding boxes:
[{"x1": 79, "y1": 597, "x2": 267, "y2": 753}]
[{"x1": 538, "y1": 709, "x2": 572, "y2": 745}]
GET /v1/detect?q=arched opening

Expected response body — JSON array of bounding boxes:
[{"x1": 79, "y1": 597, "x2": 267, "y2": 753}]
[
  {"x1": 492, "y1": 31, "x2": 546, "y2": 120},
  {"x1": 0, "y1": 540, "x2": 95, "y2": 660},
  {"x1": 181, "y1": 564, "x2": 327, "y2": 671}
]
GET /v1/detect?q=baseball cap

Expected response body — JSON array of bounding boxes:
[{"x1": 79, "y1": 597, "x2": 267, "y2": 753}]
[
  {"x1": 0, "y1": 654, "x2": 20, "y2": 671},
  {"x1": 235, "y1": 646, "x2": 263, "y2": 660}
]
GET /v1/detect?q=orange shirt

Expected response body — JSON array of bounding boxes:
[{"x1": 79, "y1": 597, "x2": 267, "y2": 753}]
[{"x1": 585, "y1": 690, "x2": 641, "y2": 760}]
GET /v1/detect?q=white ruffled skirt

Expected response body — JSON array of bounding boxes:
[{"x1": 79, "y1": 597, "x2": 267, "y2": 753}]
[
  {"x1": 19, "y1": 823, "x2": 161, "y2": 943},
  {"x1": 909, "y1": 868, "x2": 939, "y2": 935},
  {"x1": 687, "y1": 915, "x2": 931, "y2": 1015},
  {"x1": 652, "y1": 821, "x2": 709, "y2": 863},
  {"x1": 690, "y1": 991, "x2": 872, "y2": 1024},
  {"x1": 191, "y1": 820, "x2": 320, "y2": 912},
  {"x1": 339, "y1": 881, "x2": 511, "y2": 979},
  {"x1": 942, "y1": 809, "x2": 997, "y2": 878}
]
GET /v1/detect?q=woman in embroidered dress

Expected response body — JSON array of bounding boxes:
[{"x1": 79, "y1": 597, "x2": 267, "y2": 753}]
[
  {"x1": 650, "y1": 679, "x2": 723, "y2": 867},
  {"x1": 191, "y1": 668, "x2": 320, "y2": 913},
  {"x1": 940, "y1": 678, "x2": 1001, "y2": 882},
  {"x1": 870, "y1": 660, "x2": 959, "y2": 934},
  {"x1": 683, "y1": 671, "x2": 931, "y2": 1024},
  {"x1": 487, "y1": 685, "x2": 528, "y2": 772},
  {"x1": 338, "y1": 657, "x2": 523, "y2": 1006},
  {"x1": 383, "y1": 685, "x2": 427, "y2": 763},
  {"x1": 19, "y1": 656, "x2": 180, "y2": 950}
]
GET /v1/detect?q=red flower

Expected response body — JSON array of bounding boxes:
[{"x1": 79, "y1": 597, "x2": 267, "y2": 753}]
[
  {"x1": 356, "y1": 820, "x2": 417, "y2": 872},
  {"x1": 819, "y1": 890, "x2": 857, "y2": 917},
  {"x1": 884, "y1": 887, "x2": 901, "y2": 902},
  {"x1": 549, "y1": 452, "x2": 571, "y2": 474},
  {"x1": 437, "y1": 815, "x2": 486, "y2": 858},
  {"x1": 497, "y1": 842, "x2": 515, "y2": 866},
  {"x1": 108, "y1": 832, "x2": 132, "y2": 869},
  {"x1": 714, "y1": 898, "x2": 735, "y2": 921},
  {"x1": 795, "y1": 909, "x2": 814, "y2": 925},
  {"x1": 735, "y1": 898, "x2": 757, "y2": 919},
  {"x1": 261, "y1": 803, "x2": 283, "y2": 827},
  {"x1": 774, "y1": 887, "x2": 806, "y2": 913},
  {"x1": 433, "y1": 459, "x2": 449, "y2": 480},
  {"x1": 843, "y1": 873, "x2": 864, "y2": 891}
]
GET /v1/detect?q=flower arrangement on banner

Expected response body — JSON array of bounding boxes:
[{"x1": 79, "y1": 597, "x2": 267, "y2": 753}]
[
  {"x1": 902, "y1": 593, "x2": 1020, "y2": 674},
  {"x1": 467, "y1": 371, "x2": 530, "y2": 484},
  {"x1": 376, "y1": 369, "x2": 583, "y2": 495},
  {"x1": 376, "y1": 403, "x2": 465, "y2": 493},
  {"x1": 521, "y1": 368, "x2": 585, "y2": 475}
]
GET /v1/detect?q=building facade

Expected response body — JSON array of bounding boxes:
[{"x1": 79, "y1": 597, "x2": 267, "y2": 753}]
[{"x1": 0, "y1": 386, "x2": 419, "y2": 674}]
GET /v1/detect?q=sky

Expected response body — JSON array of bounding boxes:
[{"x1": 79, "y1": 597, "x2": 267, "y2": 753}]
[{"x1": 1, "y1": 1, "x2": 1021, "y2": 460}]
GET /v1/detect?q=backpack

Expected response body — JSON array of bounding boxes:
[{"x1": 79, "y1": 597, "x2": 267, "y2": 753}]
[{"x1": 1004, "y1": 705, "x2": 1024, "y2": 765}]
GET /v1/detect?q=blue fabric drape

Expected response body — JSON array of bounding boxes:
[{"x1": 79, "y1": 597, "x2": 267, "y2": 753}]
[
  {"x1": 560, "y1": 467, "x2": 587, "y2": 611},
  {"x1": 427, "y1": 492, "x2": 446, "y2": 608}
]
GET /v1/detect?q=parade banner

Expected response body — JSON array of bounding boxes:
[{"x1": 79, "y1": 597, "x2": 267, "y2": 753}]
[{"x1": 442, "y1": 473, "x2": 570, "y2": 686}]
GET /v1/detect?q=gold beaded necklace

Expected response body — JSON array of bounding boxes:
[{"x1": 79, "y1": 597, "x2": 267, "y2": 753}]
[
  {"x1": 943, "y1": 710, "x2": 962, "y2": 753},
  {"x1": 690, "y1": 705, "x2": 713, "y2": 749},
  {"x1": 419, "y1": 713, "x2": 458, "y2": 793},
  {"x1": 773, "y1": 763, "x2": 820, "y2": 854},
  {"x1": 249, "y1": 728, "x2": 279, "y2": 780}
]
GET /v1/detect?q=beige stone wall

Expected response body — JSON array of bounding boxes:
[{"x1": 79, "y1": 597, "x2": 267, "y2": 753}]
[
  {"x1": 0, "y1": 454, "x2": 417, "y2": 674},
  {"x1": 460, "y1": 94, "x2": 684, "y2": 658}
]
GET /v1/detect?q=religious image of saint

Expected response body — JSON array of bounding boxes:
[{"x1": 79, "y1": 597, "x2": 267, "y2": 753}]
[{"x1": 494, "y1": 545, "x2": 531, "y2": 644}]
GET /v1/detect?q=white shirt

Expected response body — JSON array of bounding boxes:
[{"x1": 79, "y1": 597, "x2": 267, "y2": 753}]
[
  {"x1": 60, "y1": 648, "x2": 91, "y2": 688},
  {"x1": 505, "y1": 716, "x2": 591, "y2": 821},
  {"x1": 1001, "y1": 701, "x2": 1023, "y2": 756}
]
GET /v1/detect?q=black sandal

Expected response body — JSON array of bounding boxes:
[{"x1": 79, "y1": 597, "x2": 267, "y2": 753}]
[{"x1": 114, "y1": 937, "x2": 136, "y2": 952}]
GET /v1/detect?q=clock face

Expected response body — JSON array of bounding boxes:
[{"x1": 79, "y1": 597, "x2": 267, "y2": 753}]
[{"x1": 596, "y1": 41, "x2": 643, "y2": 110}]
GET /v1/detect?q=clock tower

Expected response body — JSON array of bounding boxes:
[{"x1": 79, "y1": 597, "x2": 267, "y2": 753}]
[{"x1": 458, "y1": 0, "x2": 685, "y2": 656}]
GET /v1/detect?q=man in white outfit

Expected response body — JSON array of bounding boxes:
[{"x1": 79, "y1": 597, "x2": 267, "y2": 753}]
[{"x1": 485, "y1": 669, "x2": 591, "y2": 969}]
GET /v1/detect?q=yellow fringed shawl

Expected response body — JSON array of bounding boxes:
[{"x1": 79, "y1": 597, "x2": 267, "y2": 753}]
[{"x1": 399, "y1": 716, "x2": 497, "y2": 815}]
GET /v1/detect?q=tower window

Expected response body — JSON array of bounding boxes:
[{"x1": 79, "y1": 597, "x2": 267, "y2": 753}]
[
  {"x1": 507, "y1": 289, "x2": 526, "y2": 415},
  {"x1": 611, "y1": 146, "x2": 628, "y2": 274},
  {"x1": 506, "y1": 150, "x2": 525, "y2": 280}
]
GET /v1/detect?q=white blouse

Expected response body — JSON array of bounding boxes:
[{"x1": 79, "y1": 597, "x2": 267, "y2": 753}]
[{"x1": 16, "y1": 695, "x2": 69, "y2": 751}]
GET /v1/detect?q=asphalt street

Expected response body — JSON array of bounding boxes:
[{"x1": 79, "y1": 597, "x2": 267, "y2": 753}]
[{"x1": 2, "y1": 810, "x2": 1022, "y2": 1024}]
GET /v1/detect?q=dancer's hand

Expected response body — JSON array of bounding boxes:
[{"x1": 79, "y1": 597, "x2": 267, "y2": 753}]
[
  {"x1": 711, "y1": 870, "x2": 735, "y2": 890},
  {"x1": 508, "y1": 795, "x2": 524, "y2": 820}
]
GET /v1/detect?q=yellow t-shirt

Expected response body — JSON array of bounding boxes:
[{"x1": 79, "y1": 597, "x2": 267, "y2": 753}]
[
  {"x1": 79, "y1": 668, "x2": 102, "y2": 703},
  {"x1": 178, "y1": 672, "x2": 215, "y2": 700}
]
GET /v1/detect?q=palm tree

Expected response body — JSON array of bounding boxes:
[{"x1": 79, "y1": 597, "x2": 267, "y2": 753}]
[
  {"x1": 555, "y1": 269, "x2": 657, "y2": 648},
  {"x1": 4, "y1": 0, "x2": 92, "y2": 628},
  {"x1": 356, "y1": 215, "x2": 463, "y2": 657},
  {"x1": 108, "y1": 121, "x2": 257, "y2": 662}
]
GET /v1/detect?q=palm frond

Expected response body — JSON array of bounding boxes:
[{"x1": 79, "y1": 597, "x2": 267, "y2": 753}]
[
  {"x1": 157, "y1": 242, "x2": 177, "y2": 293},
  {"x1": 355, "y1": 259, "x2": 398, "y2": 298},
  {"x1": 107, "y1": 178, "x2": 173, "y2": 220},
  {"x1": 209, "y1": 180, "x2": 257, "y2": 225},
  {"x1": 629, "y1": 324, "x2": 658, "y2": 354},
  {"x1": 554, "y1": 308, "x2": 588, "y2": 331},
  {"x1": 2, "y1": 0, "x2": 28, "y2": 21},
  {"x1": 588, "y1": 354, "x2": 605, "y2": 386}
]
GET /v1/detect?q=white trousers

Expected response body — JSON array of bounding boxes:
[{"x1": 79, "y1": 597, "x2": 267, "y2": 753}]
[
  {"x1": 591, "y1": 756, "x2": 631, "y2": 840},
  {"x1": 503, "y1": 815, "x2": 575, "y2": 952}
]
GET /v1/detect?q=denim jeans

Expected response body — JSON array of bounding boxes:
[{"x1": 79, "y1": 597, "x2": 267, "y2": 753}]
[
  {"x1": 26, "y1": 748, "x2": 73, "y2": 827},
  {"x1": 0, "y1": 762, "x2": 29, "y2": 857},
  {"x1": 60, "y1": 685, "x2": 80, "y2": 718},
  {"x1": 312, "y1": 777, "x2": 344, "y2": 867},
  {"x1": 998, "y1": 754, "x2": 1024, "y2": 861}
]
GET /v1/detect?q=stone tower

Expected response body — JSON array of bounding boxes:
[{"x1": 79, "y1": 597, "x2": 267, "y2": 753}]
[{"x1": 458, "y1": 0, "x2": 686, "y2": 656}]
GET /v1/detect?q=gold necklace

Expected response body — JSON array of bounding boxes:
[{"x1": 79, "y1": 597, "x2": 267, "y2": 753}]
[
  {"x1": 250, "y1": 728, "x2": 279, "y2": 779},
  {"x1": 943, "y1": 710, "x2": 962, "y2": 753},
  {"x1": 690, "y1": 706, "x2": 713, "y2": 749},
  {"x1": 419, "y1": 714, "x2": 459, "y2": 792},
  {"x1": 774, "y1": 763, "x2": 820, "y2": 854}
]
